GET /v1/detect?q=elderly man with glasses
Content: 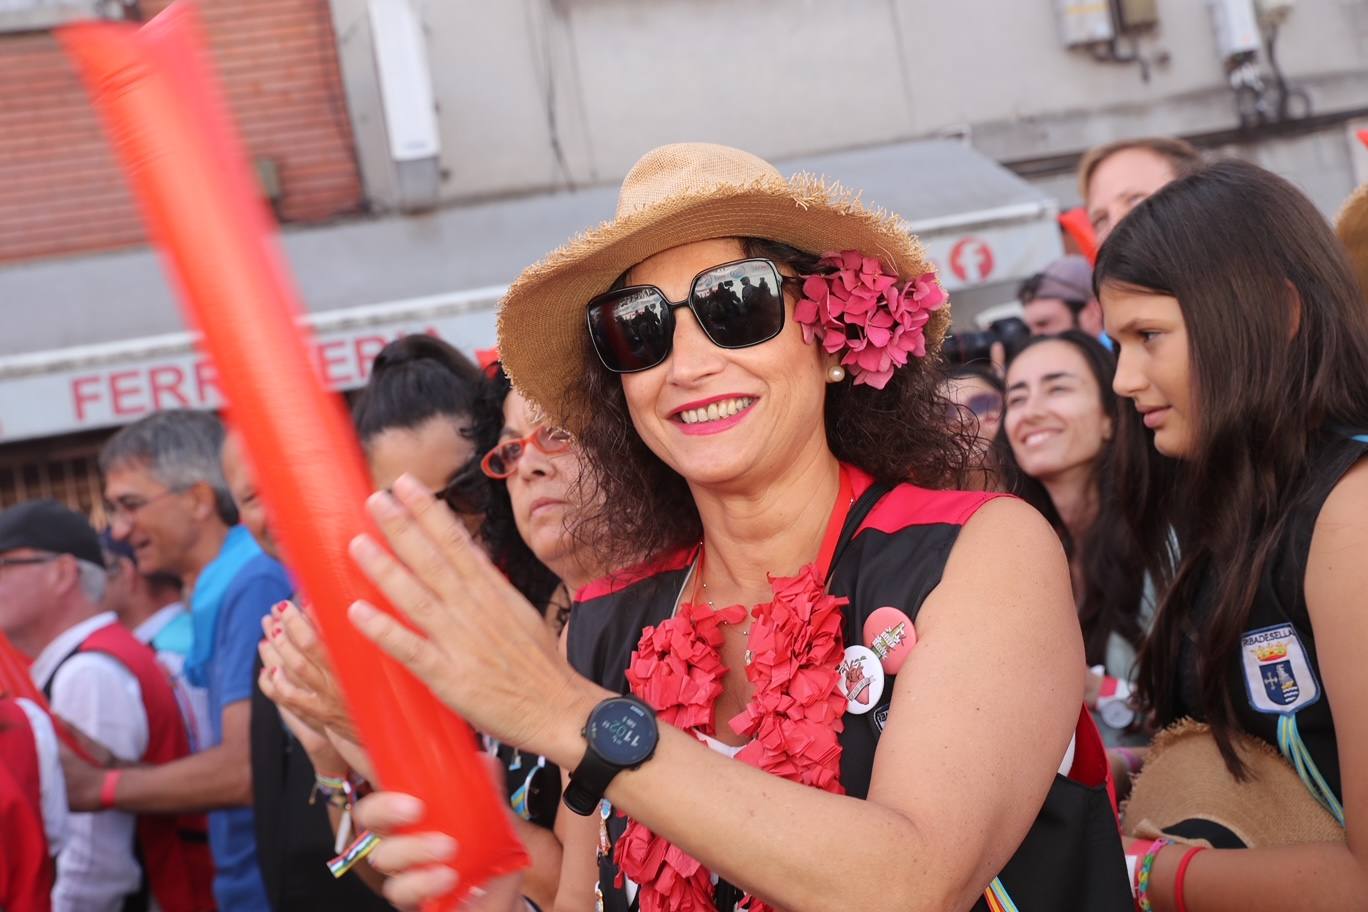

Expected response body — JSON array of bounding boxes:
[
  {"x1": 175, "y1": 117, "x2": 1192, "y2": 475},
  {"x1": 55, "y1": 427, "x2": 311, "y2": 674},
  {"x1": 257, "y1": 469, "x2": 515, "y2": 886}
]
[
  {"x1": 0, "y1": 499, "x2": 211, "y2": 912},
  {"x1": 63, "y1": 409, "x2": 293, "y2": 912}
]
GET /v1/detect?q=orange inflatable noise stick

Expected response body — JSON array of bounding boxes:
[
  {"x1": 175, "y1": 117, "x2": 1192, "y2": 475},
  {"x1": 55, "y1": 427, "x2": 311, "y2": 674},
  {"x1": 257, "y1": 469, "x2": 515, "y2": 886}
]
[
  {"x1": 1058, "y1": 207, "x2": 1099, "y2": 265},
  {"x1": 59, "y1": 5, "x2": 526, "y2": 905}
]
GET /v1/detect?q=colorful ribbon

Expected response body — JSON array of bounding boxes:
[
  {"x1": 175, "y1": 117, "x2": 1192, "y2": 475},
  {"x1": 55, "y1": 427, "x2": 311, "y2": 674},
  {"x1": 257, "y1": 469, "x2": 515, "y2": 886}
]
[{"x1": 1277, "y1": 713, "x2": 1344, "y2": 826}]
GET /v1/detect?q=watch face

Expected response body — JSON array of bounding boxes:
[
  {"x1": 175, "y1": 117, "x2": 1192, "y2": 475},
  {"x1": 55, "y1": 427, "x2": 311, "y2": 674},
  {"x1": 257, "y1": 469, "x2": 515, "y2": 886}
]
[{"x1": 587, "y1": 698, "x2": 656, "y2": 767}]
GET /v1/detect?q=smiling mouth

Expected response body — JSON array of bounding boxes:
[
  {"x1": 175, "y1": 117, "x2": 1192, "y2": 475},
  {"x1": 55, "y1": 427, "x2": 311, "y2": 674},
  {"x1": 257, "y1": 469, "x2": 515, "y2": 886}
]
[
  {"x1": 674, "y1": 396, "x2": 755, "y2": 426},
  {"x1": 1021, "y1": 430, "x2": 1060, "y2": 447}
]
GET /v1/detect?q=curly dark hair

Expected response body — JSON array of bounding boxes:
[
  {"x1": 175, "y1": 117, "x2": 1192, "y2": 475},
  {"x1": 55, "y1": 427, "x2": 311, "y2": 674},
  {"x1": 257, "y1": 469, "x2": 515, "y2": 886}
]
[
  {"x1": 471, "y1": 365, "x2": 566, "y2": 622},
  {"x1": 994, "y1": 331, "x2": 1153, "y2": 668},
  {"x1": 570, "y1": 237, "x2": 974, "y2": 568}
]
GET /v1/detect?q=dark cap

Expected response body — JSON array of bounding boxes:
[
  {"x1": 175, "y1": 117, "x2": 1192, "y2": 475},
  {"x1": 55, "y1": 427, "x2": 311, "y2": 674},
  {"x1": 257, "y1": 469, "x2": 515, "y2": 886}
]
[
  {"x1": 1020, "y1": 254, "x2": 1094, "y2": 305},
  {"x1": 0, "y1": 500, "x2": 105, "y2": 568},
  {"x1": 99, "y1": 528, "x2": 137, "y2": 567}
]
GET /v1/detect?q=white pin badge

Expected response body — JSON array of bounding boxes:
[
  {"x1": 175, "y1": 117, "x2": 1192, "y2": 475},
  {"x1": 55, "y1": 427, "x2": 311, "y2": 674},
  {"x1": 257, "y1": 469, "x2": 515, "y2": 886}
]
[{"x1": 837, "y1": 644, "x2": 884, "y2": 715}]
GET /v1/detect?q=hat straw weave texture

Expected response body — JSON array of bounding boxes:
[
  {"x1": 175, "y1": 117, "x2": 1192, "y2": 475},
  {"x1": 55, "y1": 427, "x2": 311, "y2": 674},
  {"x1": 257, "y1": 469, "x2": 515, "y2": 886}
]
[{"x1": 496, "y1": 143, "x2": 948, "y2": 434}]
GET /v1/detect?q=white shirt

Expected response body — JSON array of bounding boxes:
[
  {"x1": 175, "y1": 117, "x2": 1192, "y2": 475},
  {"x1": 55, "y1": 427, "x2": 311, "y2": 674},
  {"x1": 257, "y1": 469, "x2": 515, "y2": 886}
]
[
  {"x1": 132, "y1": 601, "x2": 213, "y2": 754},
  {"x1": 132, "y1": 602, "x2": 185, "y2": 647},
  {"x1": 31, "y1": 612, "x2": 149, "y2": 912},
  {"x1": 14, "y1": 697, "x2": 68, "y2": 855}
]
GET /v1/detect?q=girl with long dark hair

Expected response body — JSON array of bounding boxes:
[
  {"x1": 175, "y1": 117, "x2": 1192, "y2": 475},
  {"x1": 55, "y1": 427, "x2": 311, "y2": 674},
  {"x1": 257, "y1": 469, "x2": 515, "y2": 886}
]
[
  {"x1": 1096, "y1": 159, "x2": 1368, "y2": 909},
  {"x1": 1000, "y1": 331, "x2": 1152, "y2": 744}
]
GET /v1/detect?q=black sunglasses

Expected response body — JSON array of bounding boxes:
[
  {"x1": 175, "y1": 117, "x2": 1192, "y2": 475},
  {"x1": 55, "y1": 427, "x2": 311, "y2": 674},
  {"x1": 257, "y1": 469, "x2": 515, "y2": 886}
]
[
  {"x1": 586, "y1": 258, "x2": 791, "y2": 373},
  {"x1": 436, "y1": 463, "x2": 490, "y2": 516}
]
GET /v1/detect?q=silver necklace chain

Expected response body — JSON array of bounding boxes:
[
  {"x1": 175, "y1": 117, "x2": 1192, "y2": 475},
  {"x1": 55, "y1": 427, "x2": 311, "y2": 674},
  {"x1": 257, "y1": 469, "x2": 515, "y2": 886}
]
[{"x1": 700, "y1": 572, "x2": 754, "y2": 665}]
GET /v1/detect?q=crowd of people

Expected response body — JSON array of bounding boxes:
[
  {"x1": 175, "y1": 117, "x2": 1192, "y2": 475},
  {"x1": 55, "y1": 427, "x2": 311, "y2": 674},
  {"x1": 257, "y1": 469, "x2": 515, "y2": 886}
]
[{"x1": 1, "y1": 133, "x2": 1365, "y2": 912}]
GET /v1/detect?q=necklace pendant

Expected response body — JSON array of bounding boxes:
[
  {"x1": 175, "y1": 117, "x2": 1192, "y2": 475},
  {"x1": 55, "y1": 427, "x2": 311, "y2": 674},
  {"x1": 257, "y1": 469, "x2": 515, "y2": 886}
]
[{"x1": 744, "y1": 648, "x2": 753, "y2": 666}]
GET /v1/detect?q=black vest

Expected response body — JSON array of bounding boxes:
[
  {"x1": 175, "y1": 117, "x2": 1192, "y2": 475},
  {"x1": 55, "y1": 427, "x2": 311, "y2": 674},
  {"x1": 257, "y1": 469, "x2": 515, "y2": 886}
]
[
  {"x1": 568, "y1": 481, "x2": 1132, "y2": 911},
  {"x1": 1175, "y1": 430, "x2": 1368, "y2": 807}
]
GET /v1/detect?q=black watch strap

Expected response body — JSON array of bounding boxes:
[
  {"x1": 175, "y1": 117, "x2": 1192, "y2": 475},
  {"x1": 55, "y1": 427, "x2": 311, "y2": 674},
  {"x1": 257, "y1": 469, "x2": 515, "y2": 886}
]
[
  {"x1": 563, "y1": 748, "x2": 616, "y2": 816},
  {"x1": 563, "y1": 695, "x2": 658, "y2": 816}
]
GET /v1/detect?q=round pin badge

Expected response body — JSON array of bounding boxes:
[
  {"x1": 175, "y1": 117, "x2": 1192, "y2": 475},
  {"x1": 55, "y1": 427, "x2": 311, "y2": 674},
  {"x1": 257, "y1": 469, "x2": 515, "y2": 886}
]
[
  {"x1": 837, "y1": 644, "x2": 884, "y2": 715},
  {"x1": 863, "y1": 606, "x2": 917, "y2": 675}
]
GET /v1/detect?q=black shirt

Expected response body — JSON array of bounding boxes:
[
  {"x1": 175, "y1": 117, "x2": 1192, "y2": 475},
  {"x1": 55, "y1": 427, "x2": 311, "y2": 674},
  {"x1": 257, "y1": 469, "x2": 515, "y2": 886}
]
[
  {"x1": 1174, "y1": 430, "x2": 1367, "y2": 806},
  {"x1": 249, "y1": 654, "x2": 393, "y2": 912}
]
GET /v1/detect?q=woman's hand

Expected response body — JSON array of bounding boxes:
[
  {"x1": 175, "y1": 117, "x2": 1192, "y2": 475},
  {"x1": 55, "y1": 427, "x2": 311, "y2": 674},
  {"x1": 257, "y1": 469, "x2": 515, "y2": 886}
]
[
  {"x1": 346, "y1": 474, "x2": 600, "y2": 762},
  {"x1": 357, "y1": 757, "x2": 528, "y2": 911},
  {"x1": 258, "y1": 602, "x2": 361, "y2": 744},
  {"x1": 277, "y1": 704, "x2": 348, "y2": 778},
  {"x1": 326, "y1": 727, "x2": 377, "y2": 784}
]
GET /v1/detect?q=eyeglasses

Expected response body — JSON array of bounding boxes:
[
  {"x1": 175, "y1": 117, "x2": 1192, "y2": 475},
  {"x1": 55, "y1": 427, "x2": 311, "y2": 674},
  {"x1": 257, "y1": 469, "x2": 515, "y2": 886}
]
[
  {"x1": 103, "y1": 487, "x2": 183, "y2": 524},
  {"x1": 586, "y1": 258, "x2": 790, "y2": 373},
  {"x1": 0, "y1": 555, "x2": 58, "y2": 570},
  {"x1": 436, "y1": 464, "x2": 490, "y2": 515},
  {"x1": 946, "y1": 392, "x2": 1003, "y2": 425},
  {"x1": 480, "y1": 426, "x2": 574, "y2": 479}
]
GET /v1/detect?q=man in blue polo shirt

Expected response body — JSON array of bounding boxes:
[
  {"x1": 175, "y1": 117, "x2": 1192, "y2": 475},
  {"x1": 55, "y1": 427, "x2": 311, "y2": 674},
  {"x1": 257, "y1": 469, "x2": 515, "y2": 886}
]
[{"x1": 64, "y1": 410, "x2": 291, "y2": 910}]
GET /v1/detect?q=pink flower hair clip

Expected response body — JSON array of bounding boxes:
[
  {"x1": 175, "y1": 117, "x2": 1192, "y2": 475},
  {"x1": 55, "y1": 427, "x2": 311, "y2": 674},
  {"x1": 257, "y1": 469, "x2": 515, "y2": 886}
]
[{"x1": 794, "y1": 250, "x2": 947, "y2": 389}]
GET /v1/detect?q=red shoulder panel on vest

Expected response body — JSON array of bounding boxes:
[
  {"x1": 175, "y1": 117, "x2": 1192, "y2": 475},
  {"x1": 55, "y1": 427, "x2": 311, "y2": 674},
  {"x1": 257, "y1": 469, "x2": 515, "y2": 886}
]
[
  {"x1": 575, "y1": 547, "x2": 696, "y2": 603},
  {"x1": 859, "y1": 485, "x2": 1009, "y2": 534}
]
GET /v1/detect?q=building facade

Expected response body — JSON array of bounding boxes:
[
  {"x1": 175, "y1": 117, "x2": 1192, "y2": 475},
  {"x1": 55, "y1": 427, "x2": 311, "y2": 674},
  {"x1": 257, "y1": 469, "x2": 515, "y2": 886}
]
[{"x1": 2, "y1": 0, "x2": 1367, "y2": 509}]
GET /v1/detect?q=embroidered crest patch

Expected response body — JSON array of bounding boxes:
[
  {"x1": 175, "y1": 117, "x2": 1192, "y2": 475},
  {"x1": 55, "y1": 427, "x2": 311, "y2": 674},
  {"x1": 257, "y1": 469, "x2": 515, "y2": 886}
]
[{"x1": 1240, "y1": 623, "x2": 1320, "y2": 715}]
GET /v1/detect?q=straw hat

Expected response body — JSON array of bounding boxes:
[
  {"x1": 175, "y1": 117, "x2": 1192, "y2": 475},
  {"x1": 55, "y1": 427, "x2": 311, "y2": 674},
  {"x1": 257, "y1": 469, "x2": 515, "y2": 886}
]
[
  {"x1": 1122, "y1": 719, "x2": 1345, "y2": 849},
  {"x1": 1335, "y1": 181, "x2": 1368, "y2": 304},
  {"x1": 496, "y1": 143, "x2": 948, "y2": 434}
]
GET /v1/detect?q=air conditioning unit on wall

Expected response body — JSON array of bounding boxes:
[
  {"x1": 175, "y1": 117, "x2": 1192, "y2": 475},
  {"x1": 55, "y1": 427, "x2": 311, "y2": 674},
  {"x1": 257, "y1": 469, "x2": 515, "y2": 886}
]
[
  {"x1": 367, "y1": 0, "x2": 442, "y2": 212},
  {"x1": 0, "y1": 0, "x2": 131, "y2": 33},
  {"x1": 1054, "y1": 0, "x2": 1159, "y2": 48}
]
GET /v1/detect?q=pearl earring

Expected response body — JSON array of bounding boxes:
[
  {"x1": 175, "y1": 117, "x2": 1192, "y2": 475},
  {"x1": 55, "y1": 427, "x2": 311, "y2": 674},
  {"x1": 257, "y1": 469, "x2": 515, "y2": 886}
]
[{"x1": 827, "y1": 365, "x2": 846, "y2": 383}]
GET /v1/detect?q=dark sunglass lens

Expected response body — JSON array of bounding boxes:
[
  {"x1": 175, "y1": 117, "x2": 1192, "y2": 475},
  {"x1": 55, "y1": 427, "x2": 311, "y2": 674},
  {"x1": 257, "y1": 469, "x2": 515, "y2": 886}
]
[
  {"x1": 692, "y1": 260, "x2": 784, "y2": 348},
  {"x1": 968, "y1": 393, "x2": 1003, "y2": 418},
  {"x1": 442, "y1": 475, "x2": 488, "y2": 514},
  {"x1": 587, "y1": 287, "x2": 672, "y2": 372}
]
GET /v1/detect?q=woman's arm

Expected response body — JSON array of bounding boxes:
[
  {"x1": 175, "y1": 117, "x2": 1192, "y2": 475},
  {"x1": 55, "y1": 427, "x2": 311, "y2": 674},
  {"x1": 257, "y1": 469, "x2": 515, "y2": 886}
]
[
  {"x1": 1140, "y1": 461, "x2": 1368, "y2": 911},
  {"x1": 350, "y1": 481, "x2": 1084, "y2": 912},
  {"x1": 551, "y1": 768, "x2": 600, "y2": 912}
]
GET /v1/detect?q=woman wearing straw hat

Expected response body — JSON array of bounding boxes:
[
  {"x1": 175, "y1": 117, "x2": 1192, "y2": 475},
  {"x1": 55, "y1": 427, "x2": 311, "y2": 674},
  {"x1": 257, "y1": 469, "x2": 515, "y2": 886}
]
[
  {"x1": 1096, "y1": 159, "x2": 1368, "y2": 910},
  {"x1": 342, "y1": 143, "x2": 1131, "y2": 911}
]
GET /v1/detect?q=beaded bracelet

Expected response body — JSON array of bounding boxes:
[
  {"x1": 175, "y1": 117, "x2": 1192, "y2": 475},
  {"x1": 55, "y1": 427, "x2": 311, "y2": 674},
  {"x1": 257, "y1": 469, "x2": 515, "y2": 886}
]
[
  {"x1": 311, "y1": 772, "x2": 353, "y2": 809},
  {"x1": 1136, "y1": 838, "x2": 1172, "y2": 912}
]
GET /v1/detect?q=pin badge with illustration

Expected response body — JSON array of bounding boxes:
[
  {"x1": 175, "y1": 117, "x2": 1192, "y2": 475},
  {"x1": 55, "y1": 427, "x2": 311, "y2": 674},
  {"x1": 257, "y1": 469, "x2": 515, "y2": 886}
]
[
  {"x1": 837, "y1": 645, "x2": 884, "y2": 715},
  {"x1": 864, "y1": 606, "x2": 917, "y2": 675}
]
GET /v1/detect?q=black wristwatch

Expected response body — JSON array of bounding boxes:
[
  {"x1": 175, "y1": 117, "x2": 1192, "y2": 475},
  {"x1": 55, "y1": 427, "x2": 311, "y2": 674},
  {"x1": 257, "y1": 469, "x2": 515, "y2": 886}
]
[{"x1": 563, "y1": 695, "x2": 659, "y2": 816}]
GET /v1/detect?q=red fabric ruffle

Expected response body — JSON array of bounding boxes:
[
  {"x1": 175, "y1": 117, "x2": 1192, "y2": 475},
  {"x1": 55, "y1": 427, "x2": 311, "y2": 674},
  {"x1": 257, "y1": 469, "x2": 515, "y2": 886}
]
[{"x1": 615, "y1": 563, "x2": 848, "y2": 911}]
